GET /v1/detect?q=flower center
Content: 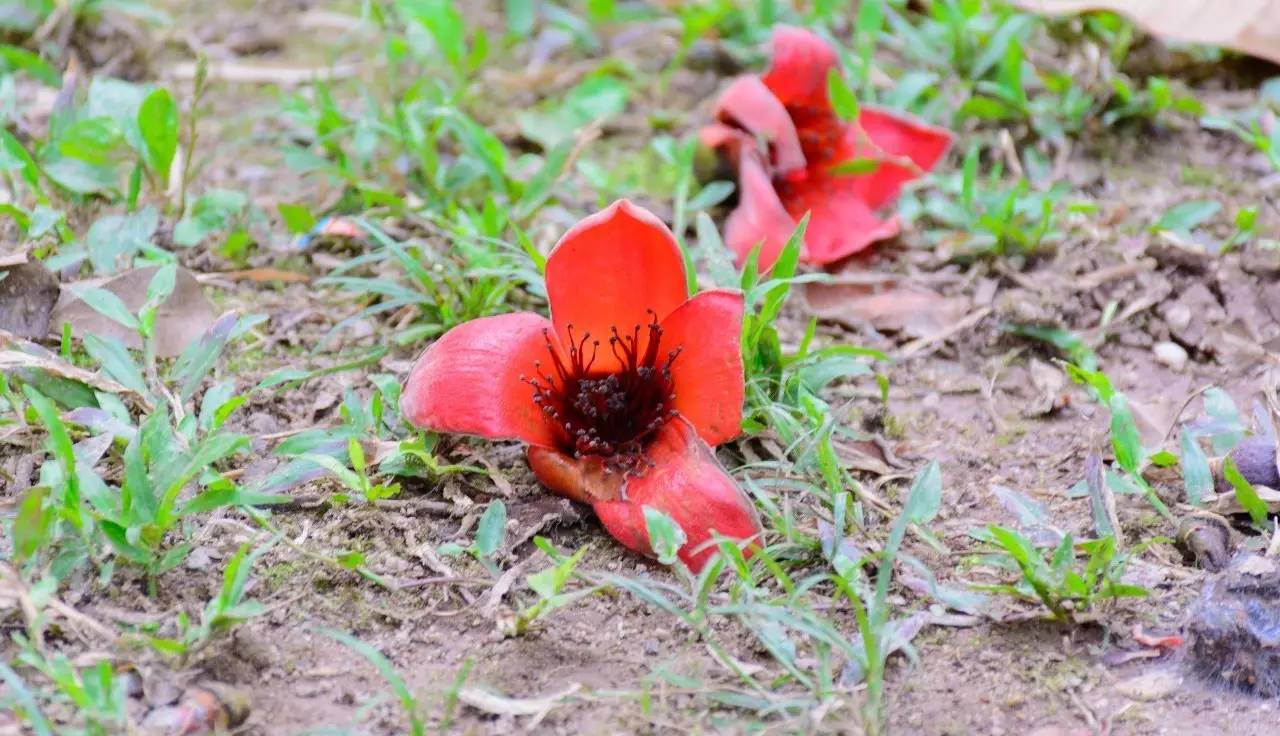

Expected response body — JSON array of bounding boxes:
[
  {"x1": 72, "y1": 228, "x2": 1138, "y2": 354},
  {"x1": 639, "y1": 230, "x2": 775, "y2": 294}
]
[{"x1": 523, "y1": 311, "x2": 681, "y2": 469}]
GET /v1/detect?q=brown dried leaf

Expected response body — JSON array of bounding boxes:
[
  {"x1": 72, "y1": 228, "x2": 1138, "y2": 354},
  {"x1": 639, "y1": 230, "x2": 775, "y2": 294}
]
[
  {"x1": 0, "y1": 333, "x2": 151, "y2": 409},
  {"x1": 0, "y1": 262, "x2": 60, "y2": 338},
  {"x1": 1014, "y1": 0, "x2": 1280, "y2": 66},
  {"x1": 52, "y1": 266, "x2": 216, "y2": 358},
  {"x1": 804, "y1": 281, "x2": 969, "y2": 338}
]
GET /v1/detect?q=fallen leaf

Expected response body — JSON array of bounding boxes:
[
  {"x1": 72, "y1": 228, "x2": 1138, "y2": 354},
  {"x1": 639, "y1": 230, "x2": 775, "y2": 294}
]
[
  {"x1": 167, "y1": 60, "x2": 360, "y2": 85},
  {"x1": 0, "y1": 333, "x2": 151, "y2": 409},
  {"x1": 1204, "y1": 484, "x2": 1280, "y2": 516},
  {"x1": 1013, "y1": 0, "x2": 1280, "y2": 66},
  {"x1": 51, "y1": 266, "x2": 216, "y2": 358},
  {"x1": 1115, "y1": 669, "x2": 1182, "y2": 701},
  {"x1": 458, "y1": 683, "x2": 580, "y2": 717},
  {"x1": 0, "y1": 262, "x2": 60, "y2": 338},
  {"x1": 201, "y1": 268, "x2": 310, "y2": 283},
  {"x1": 804, "y1": 281, "x2": 969, "y2": 338}
]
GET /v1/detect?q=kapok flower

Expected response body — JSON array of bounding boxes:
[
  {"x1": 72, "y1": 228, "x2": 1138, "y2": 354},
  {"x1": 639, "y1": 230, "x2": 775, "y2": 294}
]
[
  {"x1": 701, "y1": 25, "x2": 953, "y2": 270},
  {"x1": 400, "y1": 200, "x2": 762, "y2": 571}
]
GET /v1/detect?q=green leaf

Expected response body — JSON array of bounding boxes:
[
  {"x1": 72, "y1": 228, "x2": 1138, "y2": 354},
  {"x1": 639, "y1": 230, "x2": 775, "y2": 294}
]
[
  {"x1": 0, "y1": 44, "x2": 58, "y2": 85},
  {"x1": 643, "y1": 506, "x2": 687, "y2": 566},
  {"x1": 399, "y1": 0, "x2": 466, "y2": 71},
  {"x1": 1180, "y1": 431, "x2": 1212, "y2": 507},
  {"x1": 319, "y1": 628, "x2": 425, "y2": 736},
  {"x1": 277, "y1": 202, "x2": 317, "y2": 234},
  {"x1": 72, "y1": 286, "x2": 139, "y2": 332},
  {"x1": 903, "y1": 460, "x2": 942, "y2": 526},
  {"x1": 137, "y1": 87, "x2": 178, "y2": 182},
  {"x1": 474, "y1": 500, "x2": 507, "y2": 558},
  {"x1": 55, "y1": 117, "x2": 125, "y2": 165},
  {"x1": 83, "y1": 335, "x2": 147, "y2": 395},
  {"x1": 1108, "y1": 394, "x2": 1144, "y2": 474},
  {"x1": 84, "y1": 207, "x2": 159, "y2": 274},
  {"x1": 1152, "y1": 199, "x2": 1221, "y2": 233},
  {"x1": 826, "y1": 68, "x2": 860, "y2": 120},
  {"x1": 13, "y1": 486, "x2": 49, "y2": 563},
  {"x1": 0, "y1": 662, "x2": 54, "y2": 736},
  {"x1": 505, "y1": 0, "x2": 535, "y2": 38},
  {"x1": 1224, "y1": 456, "x2": 1269, "y2": 526},
  {"x1": 174, "y1": 190, "x2": 247, "y2": 247}
]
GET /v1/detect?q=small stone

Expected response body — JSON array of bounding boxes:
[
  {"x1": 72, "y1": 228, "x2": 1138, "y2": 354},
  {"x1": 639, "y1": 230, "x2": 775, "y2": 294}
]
[
  {"x1": 185, "y1": 547, "x2": 213, "y2": 571},
  {"x1": 1115, "y1": 669, "x2": 1182, "y2": 701},
  {"x1": 1153, "y1": 341, "x2": 1188, "y2": 371}
]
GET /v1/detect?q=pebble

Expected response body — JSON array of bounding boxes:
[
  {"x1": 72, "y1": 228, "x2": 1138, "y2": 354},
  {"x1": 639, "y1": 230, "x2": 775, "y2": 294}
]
[
  {"x1": 186, "y1": 547, "x2": 214, "y2": 571},
  {"x1": 1153, "y1": 341, "x2": 1188, "y2": 371},
  {"x1": 1115, "y1": 669, "x2": 1182, "y2": 701}
]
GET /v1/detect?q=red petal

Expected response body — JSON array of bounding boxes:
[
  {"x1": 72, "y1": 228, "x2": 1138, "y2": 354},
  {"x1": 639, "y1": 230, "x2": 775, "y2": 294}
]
[
  {"x1": 400, "y1": 312, "x2": 558, "y2": 447},
  {"x1": 527, "y1": 446, "x2": 625, "y2": 505},
  {"x1": 761, "y1": 25, "x2": 838, "y2": 109},
  {"x1": 593, "y1": 417, "x2": 762, "y2": 571},
  {"x1": 660, "y1": 289, "x2": 745, "y2": 446},
  {"x1": 544, "y1": 200, "x2": 689, "y2": 372},
  {"x1": 712, "y1": 76, "x2": 806, "y2": 174},
  {"x1": 723, "y1": 153, "x2": 798, "y2": 269},
  {"x1": 780, "y1": 172, "x2": 902, "y2": 265},
  {"x1": 847, "y1": 107, "x2": 954, "y2": 210}
]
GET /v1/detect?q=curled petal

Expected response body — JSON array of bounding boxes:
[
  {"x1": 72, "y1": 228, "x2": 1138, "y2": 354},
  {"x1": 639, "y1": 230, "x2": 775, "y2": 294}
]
[
  {"x1": 400, "y1": 312, "x2": 558, "y2": 447},
  {"x1": 782, "y1": 173, "x2": 902, "y2": 265},
  {"x1": 527, "y1": 446, "x2": 625, "y2": 505},
  {"x1": 723, "y1": 152, "x2": 799, "y2": 269},
  {"x1": 660, "y1": 289, "x2": 745, "y2": 446},
  {"x1": 761, "y1": 25, "x2": 838, "y2": 108},
  {"x1": 593, "y1": 417, "x2": 762, "y2": 572},
  {"x1": 711, "y1": 76, "x2": 806, "y2": 174},
  {"x1": 545, "y1": 200, "x2": 689, "y2": 373},
  {"x1": 848, "y1": 107, "x2": 954, "y2": 210}
]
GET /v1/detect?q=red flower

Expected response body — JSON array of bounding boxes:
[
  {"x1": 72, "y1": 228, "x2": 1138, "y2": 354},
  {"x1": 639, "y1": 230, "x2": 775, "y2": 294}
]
[
  {"x1": 400, "y1": 200, "x2": 762, "y2": 571},
  {"x1": 701, "y1": 25, "x2": 953, "y2": 270}
]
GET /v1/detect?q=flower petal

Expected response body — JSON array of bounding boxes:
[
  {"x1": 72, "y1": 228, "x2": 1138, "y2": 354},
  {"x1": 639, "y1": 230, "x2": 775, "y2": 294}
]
[
  {"x1": 400, "y1": 312, "x2": 558, "y2": 447},
  {"x1": 723, "y1": 153, "x2": 798, "y2": 268},
  {"x1": 847, "y1": 107, "x2": 954, "y2": 210},
  {"x1": 544, "y1": 200, "x2": 689, "y2": 372},
  {"x1": 592, "y1": 417, "x2": 762, "y2": 572},
  {"x1": 711, "y1": 76, "x2": 806, "y2": 174},
  {"x1": 780, "y1": 173, "x2": 902, "y2": 265},
  {"x1": 660, "y1": 289, "x2": 745, "y2": 446},
  {"x1": 761, "y1": 25, "x2": 838, "y2": 109}
]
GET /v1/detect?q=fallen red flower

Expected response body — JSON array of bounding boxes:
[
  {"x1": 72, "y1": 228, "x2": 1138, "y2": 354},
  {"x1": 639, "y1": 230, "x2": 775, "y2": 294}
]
[
  {"x1": 701, "y1": 25, "x2": 953, "y2": 270},
  {"x1": 400, "y1": 200, "x2": 762, "y2": 571}
]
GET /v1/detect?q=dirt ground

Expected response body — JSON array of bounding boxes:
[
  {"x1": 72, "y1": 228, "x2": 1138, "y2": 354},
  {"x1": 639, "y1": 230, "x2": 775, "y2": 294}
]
[{"x1": 7, "y1": 1, "x2": 1280, "y2": 734}]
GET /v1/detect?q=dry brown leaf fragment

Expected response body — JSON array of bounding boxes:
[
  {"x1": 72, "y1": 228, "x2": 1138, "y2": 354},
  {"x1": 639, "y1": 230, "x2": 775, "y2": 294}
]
[
  {"x1": 52, "y1": 266, "x2": 216, "y2": 358},
  {"x1": 0, "y1": 262, "x2": 60, "y2": 338},
  {"x1": 804, "y1": 281, "x2": 969, "y2": 338},
  {"x1": 1013, "y1": 0, "x2": 1280, "y2": 66}
]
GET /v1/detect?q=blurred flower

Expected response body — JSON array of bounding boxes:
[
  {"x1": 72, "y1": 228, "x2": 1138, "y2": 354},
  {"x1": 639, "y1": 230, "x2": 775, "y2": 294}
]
[
  {"x1": 401, "y1": 200, "x2": 761, "y2": 570},
  {"x1": 702, "y1": 25, "x2": 953, "y2": 270}
]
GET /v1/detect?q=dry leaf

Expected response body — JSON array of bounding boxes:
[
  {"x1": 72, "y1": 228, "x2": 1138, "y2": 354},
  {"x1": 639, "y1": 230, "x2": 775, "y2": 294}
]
[
  {"x1": 804, "y1": 281, "x2": 969, "y2": 338},
  {"x1": 458, "y1": 683, "x2": 580, "y2": 717},
  {"x1": 1014, "y1": 0, "x2": 1280, "y2": 66},
  {"x1": 200, "y1": 268, "x2": 310, "y2": 284},
  {"x1": 0, "y1": 262, "x2": 60, "y2": 338},
  {"x1": 1114, "y1": 669, "x2": 1182, "y2": 701},
  {"x1": 52, "y1": 266, "x2": 216, "y2": 358},
  {"x1": 0, "y1": 333, "x2": 151, "y2": 409}
]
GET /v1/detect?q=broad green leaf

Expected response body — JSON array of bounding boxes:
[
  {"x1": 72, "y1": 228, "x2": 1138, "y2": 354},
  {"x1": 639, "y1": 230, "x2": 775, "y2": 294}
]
[
  {"x1": 475, "y1": 500, "x2": 507, "y2": 558},
  {"x1": 1152, "y1": 199, "x2": 1220, "y2": 233},
  {"x1": 1224, "y1": 456, "x2": 1269, "y2": 526},
  {"x1": 643, "y1": 506, "x2": 687, "y2": 566},
  {"x1": 174, "y1": 190, "x2": 247, "y2": 247},
  {"x1": 137, "y1": 87, "x2": 178, "y2": 182}
]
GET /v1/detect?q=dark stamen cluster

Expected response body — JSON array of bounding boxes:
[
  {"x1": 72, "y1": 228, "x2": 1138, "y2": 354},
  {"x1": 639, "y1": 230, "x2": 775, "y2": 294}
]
[{"x1": 522, "y1": 311, "x2": 681, "y2": 471}]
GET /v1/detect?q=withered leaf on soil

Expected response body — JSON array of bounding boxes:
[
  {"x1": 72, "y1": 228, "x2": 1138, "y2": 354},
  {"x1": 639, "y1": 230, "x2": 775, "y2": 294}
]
[
  {"x1": 0, "y1": 261, "x2": 60, "y2": 338},
  {"x1": 804, "y1": 281, "x2": 969, "y2": 338},
  {"x1": 0, "y1": 332, "x2": 151, "y2": 409},
  {"x1": 52, "y1": 265, "x2": 216, "y2": 358},
  {"x1": 1014, "y1": 0, "x2": 1280, "y2": 66}
]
